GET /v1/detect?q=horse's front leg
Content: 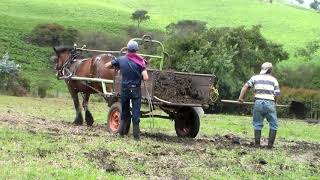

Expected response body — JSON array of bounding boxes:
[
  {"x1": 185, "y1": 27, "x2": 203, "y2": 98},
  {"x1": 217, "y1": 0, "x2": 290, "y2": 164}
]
[
  {"x1": 82, "y1": 93, "x2": 94, "y2": 126},
  {"x1": 69, "y1": 88, "x2": 83, "y2": 125}
]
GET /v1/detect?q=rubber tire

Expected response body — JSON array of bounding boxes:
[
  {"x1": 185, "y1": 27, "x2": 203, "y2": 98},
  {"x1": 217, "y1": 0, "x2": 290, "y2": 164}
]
[
  {"x1": 107, "y1": 102, "x2": 131, "y2": 134},
  {"x1": 174, "y1": 107, "x2": 200, "y2": 138}
]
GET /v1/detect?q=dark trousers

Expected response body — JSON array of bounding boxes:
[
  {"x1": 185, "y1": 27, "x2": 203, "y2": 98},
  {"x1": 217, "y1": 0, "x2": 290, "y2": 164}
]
[{"x1": 121, "y1": 86, "x2": 141, "y2": 125}]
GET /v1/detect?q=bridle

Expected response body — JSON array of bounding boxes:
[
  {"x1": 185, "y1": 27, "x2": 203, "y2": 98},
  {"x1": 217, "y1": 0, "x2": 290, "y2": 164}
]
[{"x1": 55, "y1": 50, "x2": 81, "y2": 79}]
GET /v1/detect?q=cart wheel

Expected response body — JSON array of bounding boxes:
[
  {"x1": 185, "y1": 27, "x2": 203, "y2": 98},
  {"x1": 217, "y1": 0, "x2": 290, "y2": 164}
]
[
  {"x1": 174, "y1": 107, "x2": 200, "y2": 138},
  {"x1": 107, "y1": 102, "x2": 131, "y2": 134}
]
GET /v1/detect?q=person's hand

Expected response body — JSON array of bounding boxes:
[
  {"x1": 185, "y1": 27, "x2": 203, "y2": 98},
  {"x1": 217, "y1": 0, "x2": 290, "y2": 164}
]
[
  {"x1": 104, "y1": 62, "x2": 111, "y2": 69},
  {"x1": 238, "y1": 98, "x2": 244, "y2": 104}
]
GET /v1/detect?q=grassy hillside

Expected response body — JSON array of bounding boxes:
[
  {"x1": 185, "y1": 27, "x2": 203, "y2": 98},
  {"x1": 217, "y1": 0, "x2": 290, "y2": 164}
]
[{"x1": 0, "y1": 0, "x2": 319, "y2": 90}]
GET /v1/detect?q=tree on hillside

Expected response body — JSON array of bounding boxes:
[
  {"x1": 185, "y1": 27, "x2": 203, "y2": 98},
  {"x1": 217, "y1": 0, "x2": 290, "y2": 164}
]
[
  {"x1": 295, "y1": 39, "x2": 320, "y2": 59},
  {"x1": 165, "y1": 25, "x2": 289, "y2": 98},
  {"x1": 131, "y1": 10, "x2": 150, "y2": 29},
  {"x1": 28, "y1": 23, "x2": 80, "y2": 46},
  {"x1": 295, "y1": 0, "x2": 304, "y2": 4},
  {"x1": 166, "y1": 20, "x2": 207, "y2": 36},
  {"x1": 310, "y1": 0, "x2": 320, "y2": 10}
]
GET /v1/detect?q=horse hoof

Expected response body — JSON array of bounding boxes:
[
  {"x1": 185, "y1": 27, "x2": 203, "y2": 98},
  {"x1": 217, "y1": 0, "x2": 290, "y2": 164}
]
[
  {"x1": 73, "y1": 117, "x2": 83, "y2": 126},
  {"x1": 85, "y1": 111, "x2": 94, "y2": 126},
  {"x1": 73, "y1": 121, "x2": 83, "y2": 126}
]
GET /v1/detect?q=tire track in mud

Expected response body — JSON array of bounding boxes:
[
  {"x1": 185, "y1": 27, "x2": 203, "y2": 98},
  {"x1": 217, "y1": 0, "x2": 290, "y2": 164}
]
[{"x1": 1, "y1": 112, "x2": 319, "y2": 153}]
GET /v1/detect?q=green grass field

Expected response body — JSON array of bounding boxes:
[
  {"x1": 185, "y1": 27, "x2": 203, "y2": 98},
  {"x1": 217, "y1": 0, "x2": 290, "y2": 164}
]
[
  {"x1": 0, "y1": 95, "x2": 319, "y2": 179},
  {"x1": 0, "y1": 0, "x2": 320, "y2": 89}
]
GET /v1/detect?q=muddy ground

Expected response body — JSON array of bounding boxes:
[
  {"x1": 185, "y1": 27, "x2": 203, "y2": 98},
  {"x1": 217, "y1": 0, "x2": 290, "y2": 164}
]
[{"x1": 1, "y1": 112, "x2": 319, "y2": 178}]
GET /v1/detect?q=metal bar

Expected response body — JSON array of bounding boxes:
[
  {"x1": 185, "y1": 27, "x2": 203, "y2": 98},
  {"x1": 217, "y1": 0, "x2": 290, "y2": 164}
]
[
  {"x1": 59, "y1": 76, "x2": 114, "y2": 96},
  {"x1": 153, "y1": 96, "x2": 204, "y2": 107},
  {"x1": 141, "y1": 114, "x2": 171, "y2": 119},
  {"x1": 148, "y1": 69, "x2": 215, "y2": 78},
  {"x1": 221, "y1": 99, "x2": 290, "y2": 108},
  {"x1": 77, "y1": 48, "x2": 163, "y2": 59},
  {"x1": 101, "y1": 82, "x2": 107, "y2": 94},
  {"x1": 77, "y1": 35, "x2": 167, "y2": 70},
  {"x1": 77, "y1": 48, "x2": 120, "y2": 54},
  {"x1": 67, "y1": 76, "x2": 114, "y2": 83},
  {"x1": 130, "y1": 37, "x2": 166, "y2": 70}
]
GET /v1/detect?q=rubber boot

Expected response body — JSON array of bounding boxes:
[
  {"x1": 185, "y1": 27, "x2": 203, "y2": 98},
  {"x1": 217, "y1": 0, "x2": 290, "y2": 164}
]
[
  {"x1": 133, "y1": 123, "x2": 140, "y2": 141},
  {"x1": 254, "y1": 130, "x2": 262, "y2": 147},
  {"x1": 118, "y1": 120, "x2": 126, "y2": 137},
  {"x1": 267, "y1": 129, "x2": 277, "y2": 149}
]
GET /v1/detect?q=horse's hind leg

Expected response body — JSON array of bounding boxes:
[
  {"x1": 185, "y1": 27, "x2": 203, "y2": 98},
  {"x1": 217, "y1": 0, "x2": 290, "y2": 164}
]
[
  {"x1": 82, "y1": 93, "x2": 94, "y2": 126},
  {"x1": 69, "y1": 90, "x2": 83, "y2": 125}
]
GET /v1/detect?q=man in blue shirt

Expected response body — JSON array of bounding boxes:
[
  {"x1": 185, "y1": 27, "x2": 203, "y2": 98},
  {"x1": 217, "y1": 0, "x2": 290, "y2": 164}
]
[{"x1": 105, "y1": 41, "x2": 149, "y2": 140}]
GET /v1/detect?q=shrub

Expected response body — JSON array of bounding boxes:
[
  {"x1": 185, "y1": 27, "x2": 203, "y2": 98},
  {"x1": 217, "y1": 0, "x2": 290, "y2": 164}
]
[
  {"x1": 0, "y1": 53, "x2": 27, "y2": 96},
  {"x1": 28, "y1": 23, "x2": 65, "y2": 46},
  {"x1": 79, "y1": 31, "x2": 128, "y2": 51},
  {"x1": 0, "y1": 53, "x2": 20, "y2": 89},
  {"x1": 278, "y1": 87, "x2": 320, "y2": 119},
  {"x1": 37, "y1": 80, "x2": 50, "y2": 98},
  {"x1": 166, "y1": 20, "x2": 207, "y2": 36},
  {"x1": 310, "y1": 0, "x2": 320, "y2": 10},
  {"x1": 277, "y1": 38, "x2": 320, "y2": 89},
  {"x1": 276, "y1": 60, "x2": 320, "y2": 89},
  {"x1": 165, "y1": 25, "x2": 289, "y2": 99},
  {"x1": 28, "y1": 23, "x2": 80, "y2": 46},
  {"x1": 59, "y1": 27, "x2": 80, "y2": 46}
]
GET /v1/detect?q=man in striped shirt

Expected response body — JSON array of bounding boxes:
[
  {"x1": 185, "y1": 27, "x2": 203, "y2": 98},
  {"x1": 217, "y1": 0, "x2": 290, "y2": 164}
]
[{"x1": 238, "y1": 62, "x2": 280, "y2": 148}]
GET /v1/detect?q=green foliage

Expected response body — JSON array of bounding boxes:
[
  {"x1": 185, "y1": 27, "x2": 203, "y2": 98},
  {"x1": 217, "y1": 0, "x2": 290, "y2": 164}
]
[
  {"x1": 166, "y1": 20, "x2": 207, "y2": 36},
  {"x1": 295, "y1": 39, "x2": 320, "y2": 59},
  {"x1": 131, "y1": 10, "x2": 150, "y2": 28},
  {"x1": 59, "y1": 27, "x2": 80, "y2": 46},
  {"x1": 79, "y1": 31, "x2": 127, "y2": 51},
  {"x1": 310, "y1": 0, "x2": 320, "y2": 10},
  {"x1": 0, "y1": 53, "x2": 27, "y2": 96},
  {"x1": 28, "y1": 23, "x2": 80, "y2": 47},
  {"x1": 28, "y1": 23, "x2": 65, "y2": 46},
  {"x1": 166, "y1": 25, "x2": 289, "y2": 98},
  {"x1": 277, "y1": 38, "x2": 320, "y2": 89},
  {"x1": 0, "y1": 53, "x2": 20, "y2": 80},
  {"x1": 278, "y1": 87, "x2": 320, "y2": 119},
  {"x1": 37, "y1": 80, "x2": 50, "y2": 98}
]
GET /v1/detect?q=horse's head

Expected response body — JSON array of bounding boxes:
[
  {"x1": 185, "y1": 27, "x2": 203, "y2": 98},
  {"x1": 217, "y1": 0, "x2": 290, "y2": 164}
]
[{"x1": 52, "y1": 46, "x2": 72, "y2": 77}]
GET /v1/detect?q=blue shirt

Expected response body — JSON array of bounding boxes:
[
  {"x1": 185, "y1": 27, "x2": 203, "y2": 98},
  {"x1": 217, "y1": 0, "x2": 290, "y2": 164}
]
[{"x1": 111, "y1": 56, "x2": 144, "y2": 88}]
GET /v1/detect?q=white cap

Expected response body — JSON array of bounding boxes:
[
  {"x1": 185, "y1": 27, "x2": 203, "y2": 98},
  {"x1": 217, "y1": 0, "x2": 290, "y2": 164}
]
[
  {"x1": 260, "y1": 62, "x2": 273, "y2": 74},
  {"x1": 127, "y1": 40, "x2": 139, "y2": 51}
]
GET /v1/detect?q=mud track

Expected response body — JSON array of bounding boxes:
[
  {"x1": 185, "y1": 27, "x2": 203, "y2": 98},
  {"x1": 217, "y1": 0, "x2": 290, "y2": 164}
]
[{"x1": 1, "y1": 112, "x2": 319, "y2": 153}]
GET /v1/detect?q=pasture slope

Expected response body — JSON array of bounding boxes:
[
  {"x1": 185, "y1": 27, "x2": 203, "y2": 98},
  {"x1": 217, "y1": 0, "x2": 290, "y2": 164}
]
[
  {"x1": 0, "y1": 95, "x2": 320, "y2": 179},
  {"x1": 0, "y1": 0, "x2": 320, "y2": 89}
]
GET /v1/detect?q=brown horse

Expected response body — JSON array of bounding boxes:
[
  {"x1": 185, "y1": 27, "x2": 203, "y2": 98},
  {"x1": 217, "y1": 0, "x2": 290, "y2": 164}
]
[{"x1": 52, "y1": 46, "x2": 115, "y2": 126}]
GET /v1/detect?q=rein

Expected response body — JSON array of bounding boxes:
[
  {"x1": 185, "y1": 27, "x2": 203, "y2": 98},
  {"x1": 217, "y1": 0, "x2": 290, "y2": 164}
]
[{"x1": 58, "y1": 51, "x2": 82, "y2": 78}]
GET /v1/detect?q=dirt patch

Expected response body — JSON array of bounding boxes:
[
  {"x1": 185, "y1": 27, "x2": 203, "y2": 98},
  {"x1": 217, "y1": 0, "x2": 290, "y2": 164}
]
[
  {"x1": 0, "y1": 113, "x2": 109, "y2": 137},
  {"x1": 85, "y1": 150, "x2": 118, "y2": 172},
  {"x1": 1, "y1": 112, "x2": 320, "y2": 154},
  {"x1": 153, "y1": 71, "x2": 203, "y2": 104},
  {"x1": 284, "y1": 140, "x2": 320, "y2": 154}
]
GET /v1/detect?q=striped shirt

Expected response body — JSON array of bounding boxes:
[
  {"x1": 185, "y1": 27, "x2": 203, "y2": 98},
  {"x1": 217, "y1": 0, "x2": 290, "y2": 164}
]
[{"x1": 247, "y1": 74, "x2": 280, "y2": 101}]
